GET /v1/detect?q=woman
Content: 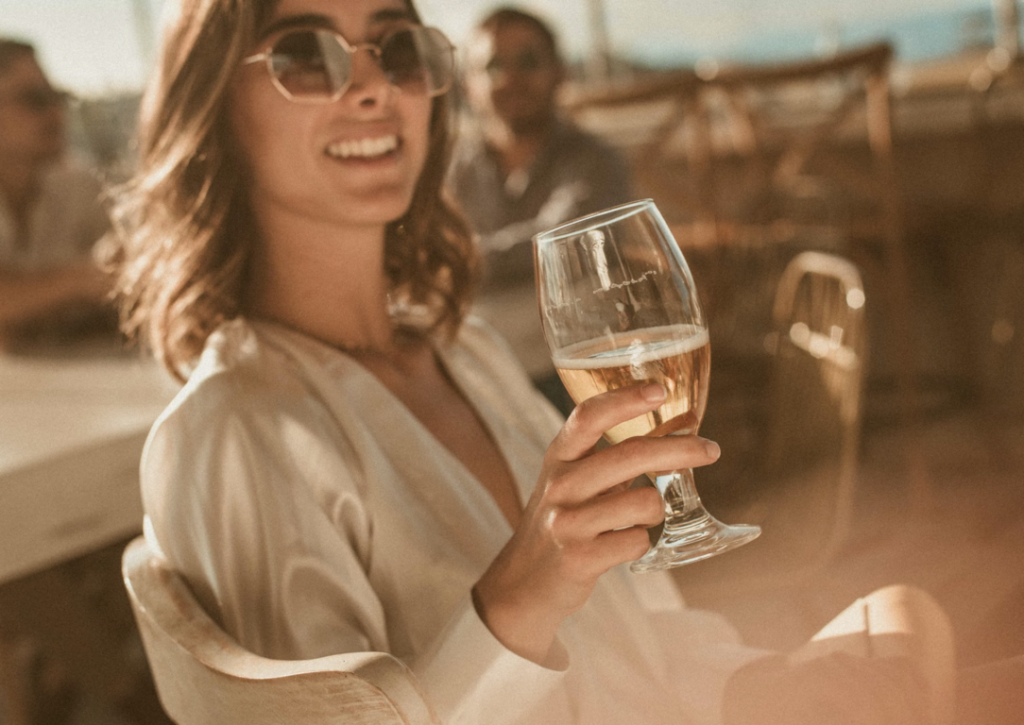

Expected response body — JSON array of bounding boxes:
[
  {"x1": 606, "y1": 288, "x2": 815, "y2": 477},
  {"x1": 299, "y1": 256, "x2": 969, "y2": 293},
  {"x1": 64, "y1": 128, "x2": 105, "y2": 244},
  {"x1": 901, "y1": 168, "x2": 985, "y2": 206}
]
[{"x1": 113, "y1": 1, "x2": 962, "y2": 723}]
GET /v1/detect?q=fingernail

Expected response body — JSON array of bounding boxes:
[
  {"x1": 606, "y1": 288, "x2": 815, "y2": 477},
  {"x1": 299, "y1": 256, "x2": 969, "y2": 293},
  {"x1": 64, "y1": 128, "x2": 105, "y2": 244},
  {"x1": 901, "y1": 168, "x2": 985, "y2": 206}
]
[
  {"x1": 642, "y1": 383, "x2": 666, "y2": 402},
  {"x1": 704, "y1": 439, "x2": 721, "y2": 459}
]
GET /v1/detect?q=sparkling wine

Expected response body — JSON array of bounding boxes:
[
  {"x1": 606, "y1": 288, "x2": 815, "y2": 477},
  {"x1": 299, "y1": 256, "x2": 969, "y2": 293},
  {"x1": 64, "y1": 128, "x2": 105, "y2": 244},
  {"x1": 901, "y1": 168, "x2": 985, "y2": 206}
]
[{"x1": 553, "y1": 324, "x2": 710, "y2": 444}]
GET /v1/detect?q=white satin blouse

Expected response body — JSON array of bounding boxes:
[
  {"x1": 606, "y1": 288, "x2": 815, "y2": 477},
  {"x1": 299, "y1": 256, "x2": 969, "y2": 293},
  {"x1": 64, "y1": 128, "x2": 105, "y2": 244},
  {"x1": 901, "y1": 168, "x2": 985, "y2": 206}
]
[{"x1": 141, "y1": 316, "x2": 770, "y2": 725}]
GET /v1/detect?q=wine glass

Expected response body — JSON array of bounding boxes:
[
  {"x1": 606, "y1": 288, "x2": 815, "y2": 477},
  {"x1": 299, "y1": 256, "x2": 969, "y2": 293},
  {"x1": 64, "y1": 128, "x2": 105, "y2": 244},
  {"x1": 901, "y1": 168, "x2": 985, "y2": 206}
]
[{"x1": 533, "y1": 199, "x2": 760, "y2": 573}]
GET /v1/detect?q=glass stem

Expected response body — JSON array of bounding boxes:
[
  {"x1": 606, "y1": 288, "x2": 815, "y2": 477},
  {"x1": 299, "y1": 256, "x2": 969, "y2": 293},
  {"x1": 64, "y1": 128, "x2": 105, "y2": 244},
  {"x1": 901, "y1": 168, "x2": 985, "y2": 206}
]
[{"x1": 655, "y1": 469, "x2": 710, "y2": 530}]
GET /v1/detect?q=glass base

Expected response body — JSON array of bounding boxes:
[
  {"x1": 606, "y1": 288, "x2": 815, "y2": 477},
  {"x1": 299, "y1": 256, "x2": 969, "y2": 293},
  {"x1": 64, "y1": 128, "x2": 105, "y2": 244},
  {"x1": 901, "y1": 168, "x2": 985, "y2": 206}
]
[{"x1": 630, "y1": 512, "x2": 761, "y2": 573}]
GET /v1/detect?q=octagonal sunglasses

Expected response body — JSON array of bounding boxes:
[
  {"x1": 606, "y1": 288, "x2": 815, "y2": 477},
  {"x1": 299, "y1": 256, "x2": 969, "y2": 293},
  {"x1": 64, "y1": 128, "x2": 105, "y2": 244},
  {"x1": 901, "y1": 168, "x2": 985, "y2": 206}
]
[{"x1": 242, "y1": 25, "x2": 455, "y2": 103}]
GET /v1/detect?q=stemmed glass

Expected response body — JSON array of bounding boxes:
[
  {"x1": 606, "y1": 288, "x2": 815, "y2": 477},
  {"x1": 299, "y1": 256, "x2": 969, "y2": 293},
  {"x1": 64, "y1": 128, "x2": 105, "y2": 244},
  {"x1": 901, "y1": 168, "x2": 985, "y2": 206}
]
[{"x1": 533, "y1": 199, "x2": 760, "y2": 572}]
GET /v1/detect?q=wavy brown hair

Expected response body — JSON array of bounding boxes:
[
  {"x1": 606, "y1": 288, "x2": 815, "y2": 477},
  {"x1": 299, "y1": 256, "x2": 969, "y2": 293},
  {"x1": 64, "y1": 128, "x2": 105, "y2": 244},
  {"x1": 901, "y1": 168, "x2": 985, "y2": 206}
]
[{"x1": 111, "y1": 0, "x2": 477, "y2": 381}]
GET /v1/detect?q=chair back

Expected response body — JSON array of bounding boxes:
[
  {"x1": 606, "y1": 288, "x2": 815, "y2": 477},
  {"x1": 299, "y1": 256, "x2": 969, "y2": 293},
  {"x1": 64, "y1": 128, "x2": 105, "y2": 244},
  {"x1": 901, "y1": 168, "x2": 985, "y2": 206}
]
[
  {"x1": 692, "y1": 42, "x2": 919, "y2": 434},
  {"x1": 691, "y1": 42, "x2": 898, "y2": 237},
  {"x1": 676, "y1": 252, "x2": 867, "y2": 602},
  {"x1": 762, "y1": 251, "x2": 867, "y2": 558},
  {"x1": 562, "y1": 70, "x2": 704, "y2": 224},
  {"x1": 121, "y1": 537, "x2": 441, "y2": 725},
  {"x1": 767, "y1": 251, "x2": 866, "y2": 453}
]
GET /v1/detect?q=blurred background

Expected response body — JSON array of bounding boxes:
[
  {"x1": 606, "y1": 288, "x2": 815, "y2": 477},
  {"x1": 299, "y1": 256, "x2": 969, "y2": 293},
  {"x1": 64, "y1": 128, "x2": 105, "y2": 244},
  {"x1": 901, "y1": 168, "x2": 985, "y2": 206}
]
[
  {"x1": 0, "y1": 0, "x2": 1017, "y2": 176},
  {"x1": 1, "y1": 1, "x2": 1021, "y2": 724}
]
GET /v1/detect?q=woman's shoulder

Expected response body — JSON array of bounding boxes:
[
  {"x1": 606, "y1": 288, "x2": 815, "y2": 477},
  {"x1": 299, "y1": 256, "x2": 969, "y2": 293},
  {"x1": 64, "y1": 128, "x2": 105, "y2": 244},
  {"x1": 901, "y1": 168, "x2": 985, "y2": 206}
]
[
  {"x1": 160, "y1": 318, "x2": 304, "y2": 422},
  {"x1": 143, "y1": 317, "x2": 366, "y2": 522},
  {"x1": 148, "y1": 317, "x2": 351, "y2": 466}
]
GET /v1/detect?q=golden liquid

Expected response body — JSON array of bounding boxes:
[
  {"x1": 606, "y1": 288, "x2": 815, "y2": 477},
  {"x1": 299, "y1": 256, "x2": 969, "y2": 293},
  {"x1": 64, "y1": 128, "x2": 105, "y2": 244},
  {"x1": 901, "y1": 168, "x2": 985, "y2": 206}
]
[{"x1": 554, "y1": 325, "x2": 710, "y2": 444}]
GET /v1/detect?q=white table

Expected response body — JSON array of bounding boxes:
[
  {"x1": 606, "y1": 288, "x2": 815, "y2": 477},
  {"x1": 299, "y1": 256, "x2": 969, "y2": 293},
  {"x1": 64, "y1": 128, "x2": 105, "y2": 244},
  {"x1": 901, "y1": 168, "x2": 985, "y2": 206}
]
[{"x1": 0, "y1": 350, "x2": 180, "y2": 585}]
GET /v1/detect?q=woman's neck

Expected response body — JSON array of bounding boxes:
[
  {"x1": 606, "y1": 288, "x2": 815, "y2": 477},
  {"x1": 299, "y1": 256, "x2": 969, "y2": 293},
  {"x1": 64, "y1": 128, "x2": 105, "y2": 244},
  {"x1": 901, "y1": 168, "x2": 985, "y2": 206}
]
[{"x1": 245, "y1": 207, "x2": 395, "y2": 353}]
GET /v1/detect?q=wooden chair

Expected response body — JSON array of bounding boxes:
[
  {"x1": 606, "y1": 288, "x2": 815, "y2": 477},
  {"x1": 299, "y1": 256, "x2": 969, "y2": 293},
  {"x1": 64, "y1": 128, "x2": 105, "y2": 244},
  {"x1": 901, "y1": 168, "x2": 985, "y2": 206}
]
[
  {"x1": 121, "y1": 536, "x2": 441, "y2": 725},
  {"x1": 677, "y1": 252, "x2": 867, "y2": 603},
  {"x1": 690, "y1": 43, "x2": 897, "y2": 227},
  {"x1": 561, "y1": 70, "x2": 769, "y2": 369},
  {"x1": 561, "y1": 70, "x2": 704, "y2": 224},
  {"x1": 688, "y1": 43, "x2": 918, "y2": 429}
]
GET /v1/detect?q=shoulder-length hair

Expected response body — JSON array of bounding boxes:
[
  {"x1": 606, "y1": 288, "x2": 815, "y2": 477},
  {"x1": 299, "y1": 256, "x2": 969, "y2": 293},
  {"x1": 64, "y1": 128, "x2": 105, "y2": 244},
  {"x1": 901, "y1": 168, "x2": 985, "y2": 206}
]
[{"x1": 112, "y1": 0, "x2": 477, "y2": 381}]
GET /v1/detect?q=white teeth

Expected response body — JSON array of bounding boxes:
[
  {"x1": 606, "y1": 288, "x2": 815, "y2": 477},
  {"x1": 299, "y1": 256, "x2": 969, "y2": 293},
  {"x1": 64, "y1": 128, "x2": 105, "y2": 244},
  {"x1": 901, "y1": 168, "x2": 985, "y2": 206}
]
[{"x1": 326, "y1": 135, "x2": 399, "y2": 159}]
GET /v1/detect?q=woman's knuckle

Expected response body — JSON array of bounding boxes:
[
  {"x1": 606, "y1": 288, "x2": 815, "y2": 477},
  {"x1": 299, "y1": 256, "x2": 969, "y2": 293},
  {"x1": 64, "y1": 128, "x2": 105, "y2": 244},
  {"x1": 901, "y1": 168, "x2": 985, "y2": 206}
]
[
  {"x1": 545, "y1": 504, "x2": 581, "y2": 544},
  {"x1": 545, "y1": 468, "x2": 575, "y2": 501},
  {"x1": 638, "y1": 487, "x2": 664, "y2": 514},
  {"x1": 617, "y1": 436, "x2": 649, "y2": 458},
  {"x1": 605, "y1": 438, "x2": 650, "y2": 471},
  {"x1": 625, "y1": 528, "x2": 653, "y2": 558},
  {"x1": 566, "y1": 401, "x2": 594, "y2": 432},
  {"x1": 541, "y1": 503, "x2": 562, "y2": 532}
]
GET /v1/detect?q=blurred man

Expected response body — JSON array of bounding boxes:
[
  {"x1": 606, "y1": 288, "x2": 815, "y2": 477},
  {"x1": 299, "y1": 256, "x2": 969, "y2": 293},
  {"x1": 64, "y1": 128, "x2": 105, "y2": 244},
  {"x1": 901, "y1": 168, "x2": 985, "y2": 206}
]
[
  {"x1": 0, "y1": 39, "x2": 111, "y2": 348},
  {"x1": 452, "y1": 6, "x2": 632, "y2": 283},
  {"x1": 450, "y1": 7, "x2": 632, "y2": 412}
]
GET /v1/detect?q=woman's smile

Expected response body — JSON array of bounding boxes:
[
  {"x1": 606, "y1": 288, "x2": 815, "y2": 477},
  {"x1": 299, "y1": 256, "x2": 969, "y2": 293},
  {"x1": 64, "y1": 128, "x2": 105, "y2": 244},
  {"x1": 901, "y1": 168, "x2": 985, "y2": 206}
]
[{"x1": 325, "y1": 133, "x2": 399, "y2": 160}]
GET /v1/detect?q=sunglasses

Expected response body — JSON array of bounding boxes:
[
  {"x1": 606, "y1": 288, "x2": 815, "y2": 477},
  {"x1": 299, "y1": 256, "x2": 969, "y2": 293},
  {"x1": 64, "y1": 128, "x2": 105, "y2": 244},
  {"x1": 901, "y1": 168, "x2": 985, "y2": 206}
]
[{"x1": 243, "y1": 25, "x2": 455, "y2": 103}]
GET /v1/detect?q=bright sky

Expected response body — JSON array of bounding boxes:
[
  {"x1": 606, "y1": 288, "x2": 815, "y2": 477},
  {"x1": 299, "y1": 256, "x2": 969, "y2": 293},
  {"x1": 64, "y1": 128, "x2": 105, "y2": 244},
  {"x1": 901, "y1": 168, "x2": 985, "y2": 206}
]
[{"x1": 0, "y1": 0, "x2": 995, "y2": 96}]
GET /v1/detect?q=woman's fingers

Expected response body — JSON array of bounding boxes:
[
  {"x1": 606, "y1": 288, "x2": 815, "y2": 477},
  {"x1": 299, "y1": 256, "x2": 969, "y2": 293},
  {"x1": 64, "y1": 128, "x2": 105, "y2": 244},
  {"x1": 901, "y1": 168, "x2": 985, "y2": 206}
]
[
  {"x1": 552, "y1": 525, "x2": 655, "y2": 584},
  {"x1": 472, "y1": 383, "x2": 724, "y2": 665},
  {"x1": 552, "y1": 485, "x2": 665, "y2": 542},
  {"x1": 550, "y1": 383, "x2": 668, "y2": 461},
  {"x1": 549, "y1": 433, "x2": 721, "y2": 503}
]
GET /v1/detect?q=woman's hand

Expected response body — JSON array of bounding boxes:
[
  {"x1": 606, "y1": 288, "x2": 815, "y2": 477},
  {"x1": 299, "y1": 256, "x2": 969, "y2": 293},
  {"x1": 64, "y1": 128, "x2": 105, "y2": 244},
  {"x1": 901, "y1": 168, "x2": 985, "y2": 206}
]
[{"x1": 472, "y1": 383, "x2": 721, "y2": 664}]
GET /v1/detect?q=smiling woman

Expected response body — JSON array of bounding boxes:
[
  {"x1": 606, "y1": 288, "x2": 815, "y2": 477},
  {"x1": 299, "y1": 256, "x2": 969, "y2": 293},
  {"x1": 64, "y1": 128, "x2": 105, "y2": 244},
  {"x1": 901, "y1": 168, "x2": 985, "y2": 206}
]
[
  {"x1": 112, "y1": 0, "x2": 474, "y2": 377},
  {"x1": 104, "y1": 1, "x2": 980, "y2": 725}
]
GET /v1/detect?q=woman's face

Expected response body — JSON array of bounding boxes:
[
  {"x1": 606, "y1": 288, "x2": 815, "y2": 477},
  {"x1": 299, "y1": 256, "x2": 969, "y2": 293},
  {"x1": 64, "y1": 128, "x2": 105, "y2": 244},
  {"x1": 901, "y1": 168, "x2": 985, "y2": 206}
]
[{"x1": 229, "y1": 0, "x2": 432, "y2": 235}]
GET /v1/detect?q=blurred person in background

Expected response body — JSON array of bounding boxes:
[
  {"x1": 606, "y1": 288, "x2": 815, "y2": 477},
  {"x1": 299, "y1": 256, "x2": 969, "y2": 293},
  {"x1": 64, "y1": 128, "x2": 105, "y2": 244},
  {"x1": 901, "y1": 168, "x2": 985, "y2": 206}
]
[
  {"x1": 0, "y1": 39, "x2": 113, "y2": 350},
  {"x1": 0, "y1": 38, "x2": 152, "y2": 725},
  {"x1": 449, "y1": 6, "x2": 632, "y2": 414}
]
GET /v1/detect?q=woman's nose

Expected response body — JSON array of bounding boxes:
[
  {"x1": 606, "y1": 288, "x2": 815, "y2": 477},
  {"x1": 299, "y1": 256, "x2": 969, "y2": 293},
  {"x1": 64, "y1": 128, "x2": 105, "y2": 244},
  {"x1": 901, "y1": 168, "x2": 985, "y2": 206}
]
[{"x1": 344, "y1": 47, "x2": 396, "y2": 107}]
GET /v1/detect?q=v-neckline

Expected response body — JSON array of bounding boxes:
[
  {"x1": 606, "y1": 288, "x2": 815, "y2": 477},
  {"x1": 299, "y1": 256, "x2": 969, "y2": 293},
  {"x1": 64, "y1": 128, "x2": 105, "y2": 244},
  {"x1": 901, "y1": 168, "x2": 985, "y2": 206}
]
[{"x1": 250, "y1": 318, "x2": 525, "y2": 532}]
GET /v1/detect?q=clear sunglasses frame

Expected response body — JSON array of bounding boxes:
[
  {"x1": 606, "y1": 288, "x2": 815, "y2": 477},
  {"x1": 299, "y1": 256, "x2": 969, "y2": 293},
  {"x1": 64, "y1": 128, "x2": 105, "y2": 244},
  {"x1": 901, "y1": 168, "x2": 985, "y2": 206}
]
[{"x1": 242, "y1": 25, "x2": 455, "y2": 104}]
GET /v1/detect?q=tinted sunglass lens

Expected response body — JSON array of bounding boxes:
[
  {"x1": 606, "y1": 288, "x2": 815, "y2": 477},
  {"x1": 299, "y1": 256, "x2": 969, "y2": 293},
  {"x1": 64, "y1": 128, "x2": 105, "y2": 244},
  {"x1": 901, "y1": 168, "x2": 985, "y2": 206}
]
[
  {"x1": 22, "y1": 88, "x2": 69, "y2": 110},
  {"x1": 380, "y1": 29, "x2": 425, "y2": 87},
  {"x1": 271, "y1": 30, "x2": 350, "y2": 98},
  {"x1": 381, "y1": 27, "x2": 453, "y2": 96},
  {"x1": 420, "y1": 28, "x2": 455, "y2": 95}
]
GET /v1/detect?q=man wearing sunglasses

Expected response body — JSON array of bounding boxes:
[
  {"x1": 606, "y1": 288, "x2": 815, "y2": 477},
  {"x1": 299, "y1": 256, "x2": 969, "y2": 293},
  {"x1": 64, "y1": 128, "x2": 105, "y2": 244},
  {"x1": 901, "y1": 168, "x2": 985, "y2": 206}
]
[
  {"x1": 0, "y1": 39, "x2": 112, "y2": 349},
  {"x1": 449, "y1": 7, "x2": 632, "y2": 415}
]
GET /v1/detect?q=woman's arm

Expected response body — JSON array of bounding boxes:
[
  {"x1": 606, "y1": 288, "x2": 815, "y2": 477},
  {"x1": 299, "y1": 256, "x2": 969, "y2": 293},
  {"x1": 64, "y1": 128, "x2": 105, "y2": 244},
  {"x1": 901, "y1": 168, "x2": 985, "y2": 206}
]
[{"x1": 474, "y1": 382, "x2": 722, "y2": 664}]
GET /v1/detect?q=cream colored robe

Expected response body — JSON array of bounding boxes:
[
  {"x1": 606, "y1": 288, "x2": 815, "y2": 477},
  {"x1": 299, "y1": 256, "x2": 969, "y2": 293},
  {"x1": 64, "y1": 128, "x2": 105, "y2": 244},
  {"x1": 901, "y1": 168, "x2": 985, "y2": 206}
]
[{"x1": 142, "y1": 317, "x2": 770, "y2": 725}]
